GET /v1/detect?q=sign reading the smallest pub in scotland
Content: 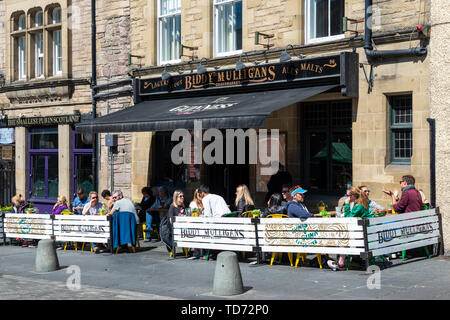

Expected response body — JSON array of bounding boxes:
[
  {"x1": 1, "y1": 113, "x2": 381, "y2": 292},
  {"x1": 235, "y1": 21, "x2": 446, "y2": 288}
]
[{"x1": 6, "y1": 115, "x2": 81, "y2": 127}]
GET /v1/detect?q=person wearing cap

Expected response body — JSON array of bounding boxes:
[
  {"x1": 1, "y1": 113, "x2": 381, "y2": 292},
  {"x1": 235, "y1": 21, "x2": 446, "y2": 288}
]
[{"x1": 286, "y1": 186, "x2": 313, "y2": 219}]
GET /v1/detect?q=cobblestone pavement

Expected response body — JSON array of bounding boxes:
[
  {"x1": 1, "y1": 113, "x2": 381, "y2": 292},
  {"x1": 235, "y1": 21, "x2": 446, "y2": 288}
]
[{"x1": 1, "y1": 242, "x2": 450, "y2": 300}]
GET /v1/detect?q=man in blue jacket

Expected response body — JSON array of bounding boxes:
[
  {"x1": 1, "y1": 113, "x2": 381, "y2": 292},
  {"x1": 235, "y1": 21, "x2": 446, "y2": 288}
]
[{"x1": 287, "y1": 186, "x2": 313, "y2": 219}]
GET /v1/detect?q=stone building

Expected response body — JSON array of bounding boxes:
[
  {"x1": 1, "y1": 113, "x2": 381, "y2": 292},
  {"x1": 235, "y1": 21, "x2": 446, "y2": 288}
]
[
  {"x1": 87, "y1": 0, "x2": 435, "y2": 212},
  {"x1": 1, "y1": 0, "x2": 449, "y2": 252},
  {"x1": 0, "y1": 0, "x2": 133, "y2": 212}
]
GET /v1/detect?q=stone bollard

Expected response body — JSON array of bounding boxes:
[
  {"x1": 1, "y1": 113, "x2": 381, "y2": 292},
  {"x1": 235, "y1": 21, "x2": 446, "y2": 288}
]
[
  {"x1": 35, "y1": 239, "x2": 60, "y2": 273},
  {"x1": 213, "y1": 251, "x2": 244, "y2": 296}
]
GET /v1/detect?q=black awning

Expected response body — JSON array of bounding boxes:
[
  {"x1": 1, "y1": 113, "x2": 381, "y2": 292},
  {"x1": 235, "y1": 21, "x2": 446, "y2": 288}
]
[{"x1": 76, "y1": 84, "x2": 338, "y2": 133}]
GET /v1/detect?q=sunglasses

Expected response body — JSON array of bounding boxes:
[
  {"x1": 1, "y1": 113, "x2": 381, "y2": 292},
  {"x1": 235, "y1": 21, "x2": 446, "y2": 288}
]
[
  {"x1": 364, "y1": 190, "x2": 370, "y2": 193},
  {"x1": 282, "y1": 190, "x2": 289, "y2": 193},
  {"x1": 178, "y1": 195, "x2": 184, "y2": 198},
  {"x1": 91, "y1": 196, "x2": 98, "y2": 199}
]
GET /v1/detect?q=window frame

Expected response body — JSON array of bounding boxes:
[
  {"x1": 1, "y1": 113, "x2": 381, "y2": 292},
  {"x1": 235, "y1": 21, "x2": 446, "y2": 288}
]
[
  {"x1": 388, "y1": 94, "x2": 413, "y2": 164},
  {"x1": 35, "y1": 32, "x2": 44, "y2": 78},
  {"x1": 157, "y1": 0, "x2": 182, "y2": 65},
  {"x1": 52, "y1": 29, "x2": 62, "y2": 75},
  {"x1": 17, "y1": 35, "x2": 27, "y2": 80},
  {"x1": 213, "y1": 0, "x2": 242, "y2": 58},
  {"x1": 304, "y1": 0, "x2": 345, "y2": 44}
]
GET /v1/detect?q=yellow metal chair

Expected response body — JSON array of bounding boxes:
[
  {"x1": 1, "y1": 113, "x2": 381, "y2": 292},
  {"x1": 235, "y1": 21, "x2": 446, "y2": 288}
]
[{"x1": 266, "y1": 214, "x2": 292, "y2": 266}]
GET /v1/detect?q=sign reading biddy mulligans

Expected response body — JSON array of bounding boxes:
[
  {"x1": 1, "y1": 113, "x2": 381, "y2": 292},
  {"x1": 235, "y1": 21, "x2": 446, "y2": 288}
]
[{"x1": 140, "y1": 54, "x2": 342, "y2": 96}]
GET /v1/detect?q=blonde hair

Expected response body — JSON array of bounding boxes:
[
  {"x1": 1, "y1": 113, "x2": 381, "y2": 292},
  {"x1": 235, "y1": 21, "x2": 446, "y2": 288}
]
[
  {"x1": 235, "y1": 184, "x2": 254, "y2": 207},
  {"x1": 58, "y1": 195, "x2": 68, "y2": 206},
  {"x1": 349, "y1": 186, "x2": 369, "y2": 210},
  {"x1": 12, "y1": 194, "x2": 24, "y2": 207},
  {"x1": 172, "y1": 190, "x2": 185, "y2": 208},
  {"x1": 192, "y1": 189, "x2": 204, "y2": 210}
]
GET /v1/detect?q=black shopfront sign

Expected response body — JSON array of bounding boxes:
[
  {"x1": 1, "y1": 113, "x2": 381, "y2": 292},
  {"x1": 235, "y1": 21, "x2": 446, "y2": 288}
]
[
  {"x1": 5, "y1": 115, "x2": 81, "y2": 127},
  {"x1": 138, "y1": 52, "x2": 358, "y2": 97}
]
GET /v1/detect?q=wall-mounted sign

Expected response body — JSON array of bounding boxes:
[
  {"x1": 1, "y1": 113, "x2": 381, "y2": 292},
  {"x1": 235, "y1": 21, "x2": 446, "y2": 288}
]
[
  {"x1": 0, "y1": 128, "x2": 14, "y2": 144},
  {"x1": 1, "y1": 146, "x2": 13, "y2": 160},
  {"x1": 139, "y1": 53, "x2": 348, "y2": 96},
  {"x1": 6, "y1": 115, "x2": 81, "y2": 127}
]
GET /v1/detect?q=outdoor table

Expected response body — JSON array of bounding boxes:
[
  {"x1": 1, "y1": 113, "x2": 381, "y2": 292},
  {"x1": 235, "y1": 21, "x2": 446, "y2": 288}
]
[{"x1": 313, "y1": 211, "x2": 336, "y2": 217}]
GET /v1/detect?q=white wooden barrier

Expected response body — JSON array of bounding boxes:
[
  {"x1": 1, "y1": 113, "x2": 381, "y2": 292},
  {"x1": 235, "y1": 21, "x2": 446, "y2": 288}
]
[
  {"x1": 367, "y1": 209, "x2": 441, "y2": 258},
  {"x1": 53, "y1": 215, "x2": 111, "y2": 244},
  {"x1": 258, "y1": 217, "x2": 367, "y2": 256},
  {"x1": 4, "y1": 213, "x2": 53, "y2": 240},
  {"x1": 173, "y1": 216, "x2": 258, "y2": 252}
]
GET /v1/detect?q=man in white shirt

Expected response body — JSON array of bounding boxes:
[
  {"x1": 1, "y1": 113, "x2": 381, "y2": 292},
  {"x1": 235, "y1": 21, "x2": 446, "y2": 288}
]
[
  {"x1": 108, "y1": 190, "x2": 140, "y2": 224},
  {"x1": 198, "y1": 185, "x2": 231, "y2": 218},
  {"x1": 82, "y1": 191, "x2": 103, "y2": 215}
]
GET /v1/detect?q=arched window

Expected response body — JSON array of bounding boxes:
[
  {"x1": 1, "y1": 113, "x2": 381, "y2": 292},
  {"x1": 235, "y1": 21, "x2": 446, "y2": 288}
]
[
  {"x1": 35, "y1": 10, "x2": 43, "y2": 27},
  {"x1": 18, "y1": 14, "x2": 26, "y2": 30},
  {"x1": 52, "y1": 7, "x2": 61, "y2": 24}
]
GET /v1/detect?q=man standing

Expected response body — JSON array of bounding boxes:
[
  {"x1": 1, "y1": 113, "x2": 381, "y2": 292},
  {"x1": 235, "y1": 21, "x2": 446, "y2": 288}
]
[
  {"x1": 197, "y1": 185, "x2": 231, "y2": 218},
  {"x1": 383, "y1": 175, "x2": 423, "y2": 213},
  {"x1": 287, "y1": 186, "x2": 313, "y2": 219},
  {"x1": 108, "y1": 190, "x2": 140, "y2": 224}
]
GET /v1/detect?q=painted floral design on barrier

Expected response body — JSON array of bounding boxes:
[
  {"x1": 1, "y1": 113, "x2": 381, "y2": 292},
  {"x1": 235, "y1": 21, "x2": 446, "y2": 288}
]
[{"x1": 264, "y1": 223, "x2": 350, "y2": 247}]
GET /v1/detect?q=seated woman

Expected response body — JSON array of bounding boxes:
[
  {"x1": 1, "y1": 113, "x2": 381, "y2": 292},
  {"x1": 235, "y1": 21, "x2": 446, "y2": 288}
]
[
  {"x1": 261, "y1": 193, "x2": 286, "y2": 218},
  {"x1": 12, "y1": 194, "x2": 28, "y2": 213},
  {"x1": 136, "y1": 186, "x2": 155, "y2": 223},
  {"x1": 328, "y1": 187, "x2": 374, "y2": 270},
  {"x1": 101, "y1": 189, "x2": 115, "y2": 211},
  {"x1": 52, "y1": 195, "x2": 69, "y2": 214},
  {"x1": 233, "y1": 184, "x2": 255, "y2": 215},
  {"x1": 189, "y1": 188, "x2": 204, "y2": 214},
  {"x1": 168, "y1": 190, "x2": 186, "y2": 224}
]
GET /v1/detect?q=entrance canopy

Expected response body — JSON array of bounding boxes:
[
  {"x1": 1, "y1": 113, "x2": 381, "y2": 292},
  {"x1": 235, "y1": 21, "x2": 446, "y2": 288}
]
[{"x1": 76, "y1": 84, "x2": 337, "y2": 133}]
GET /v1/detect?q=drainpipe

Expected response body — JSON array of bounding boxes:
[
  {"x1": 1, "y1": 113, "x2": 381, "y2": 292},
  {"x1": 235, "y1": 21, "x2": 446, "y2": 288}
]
[
  {"x1": 364, "y1": 0, "x2": 428, "y2": 64},
  {"x1": 91, "y1": 0, "x2": 98, "y2": 191},
  {"x1": 427, "y1": 118, "x2": 436, "y2": 208}
]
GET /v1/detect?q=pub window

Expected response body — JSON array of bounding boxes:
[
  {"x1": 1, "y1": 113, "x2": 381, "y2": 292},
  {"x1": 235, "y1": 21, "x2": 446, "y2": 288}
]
[
  {"x1": 158, "y1": 0, "x2": 181, "y2": 64},
  {"x1": 214, "y1": 0, "x2": 242, "y2": 56},
  {"x1": 389, "y1": 94, "x2": 413, "y2": 164},
  {"x1": 305, "y1": 0, "x2": 345, "y2": 43},
  {"x1": 35, "y1": 32, "x2": 44, "y2": 77},
  {"x1": 73, "y1": 133, "x2": 94, "y2": 196},
  {"x1": 18, "y1": 13, "x2": 26, "y2": 30},
  {"x1": 28, "y1": 127, "x2": 59, "y2": 201}
]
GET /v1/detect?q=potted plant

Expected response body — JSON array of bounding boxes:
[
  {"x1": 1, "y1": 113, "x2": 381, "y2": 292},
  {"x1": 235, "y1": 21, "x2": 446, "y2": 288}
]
[{"x1": 316, "y1": 200, "x2": 327, "y2": 212}]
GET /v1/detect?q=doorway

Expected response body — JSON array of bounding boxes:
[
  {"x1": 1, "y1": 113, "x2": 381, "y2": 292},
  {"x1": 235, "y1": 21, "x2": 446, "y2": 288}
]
[{"x1": 302, "y1": 100, "x2": 352, "y2": 194}]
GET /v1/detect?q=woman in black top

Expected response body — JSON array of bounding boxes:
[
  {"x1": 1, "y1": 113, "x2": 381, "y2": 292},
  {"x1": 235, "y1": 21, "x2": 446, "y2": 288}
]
[
  {"x1": 168, "y1": 190, "x2": 185, "y2": 224},
  {"x1": 136, "y1": 187, "x2": 155, "y2": 223},
  {"x1": 234, "y1": 184, "x2": 255, "y2": 214},
  {"x1": 261, "y1": 193, "x2": 286, "y2": 218}
]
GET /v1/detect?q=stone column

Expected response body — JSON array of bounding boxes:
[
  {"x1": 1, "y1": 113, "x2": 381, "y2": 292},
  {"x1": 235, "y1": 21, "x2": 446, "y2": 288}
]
[
  {"x1": 58, "y1": 125, "x2": 72, "y2": 202},
  {"x1": 131, "y1": 131, "x2": 152, "y2": 202},
  {"x1": 15, "y1": 126, "x2": 27, "y2": 199}
]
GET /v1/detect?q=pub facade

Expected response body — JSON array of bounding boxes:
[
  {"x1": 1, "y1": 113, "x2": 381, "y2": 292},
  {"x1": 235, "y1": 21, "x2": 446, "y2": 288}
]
[{"x1": 84, "y1": 0, "x2": 433, "y2": 212}]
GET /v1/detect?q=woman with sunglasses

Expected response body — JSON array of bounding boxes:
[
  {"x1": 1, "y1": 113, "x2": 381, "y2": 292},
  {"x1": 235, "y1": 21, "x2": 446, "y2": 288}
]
[
  {"x1": 168, "y1": 190, "x2": 186, "y2": 224},
  {"x1": 359, "y1": 186, "x2": 384, "y2": 214}
]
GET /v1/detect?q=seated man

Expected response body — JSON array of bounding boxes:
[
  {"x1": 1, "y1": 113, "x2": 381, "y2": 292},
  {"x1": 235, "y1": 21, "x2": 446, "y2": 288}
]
[
  {"x1": 198, "y1": 185, "x2": 231, "y2": 218},
  {"x1": 287, "y1": 186, "x2": 313, "y2": 219},
  {"x1": 108, "y1": 190, "x2": 139, "y2": 224},
  {"x1": 383, "y1": 175, "x2": 423, "y2": 213},
  {"x1": 82, "y1": 191, "x2": 103, "y2": 215},
  {"x1": 72, "y1": 188, "x2": 89, "y2": 215},
  {"x1": 145, "y1": 186, "x2": 172, "y2": 241}
]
